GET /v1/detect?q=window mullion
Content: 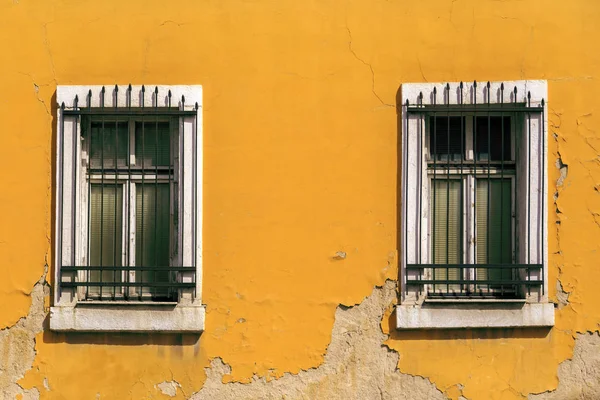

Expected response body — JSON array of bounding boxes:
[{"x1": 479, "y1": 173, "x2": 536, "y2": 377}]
[
  {"x1": 128, "y1": 181, "x2": 137, "y2": 298},
  {"x1": 467, "y1": 175, "x2": 476, "y2": 286},
  {"x1": 128, "y1": 120, "x2": 136, "y2": 299}
]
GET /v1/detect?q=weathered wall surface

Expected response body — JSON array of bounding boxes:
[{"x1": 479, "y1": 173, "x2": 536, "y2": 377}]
[{"x1": 0, "y1": 0, "x2": 599, "y2": 399}]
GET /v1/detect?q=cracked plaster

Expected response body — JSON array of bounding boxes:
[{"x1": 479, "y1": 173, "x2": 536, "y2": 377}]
[
  {"x1": 192, "y1": 281, "x2": 445, "y2": 400},
  {"x1": 0, "y1": 0, "x2": 599, "y2": 399}
]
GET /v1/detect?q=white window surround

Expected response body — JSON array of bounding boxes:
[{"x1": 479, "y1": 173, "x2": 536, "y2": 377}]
[
  {"x1": 397, "y1": 80, "x2": 554, "y2": 329},
  {"x1": 50, "y1": 85, "x2": 204, "y2": 332}
]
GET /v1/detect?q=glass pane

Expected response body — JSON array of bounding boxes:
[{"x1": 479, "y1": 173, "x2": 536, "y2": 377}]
[
  {"x1": 89, "y1": 121, "x2": 129, "y2": 168},
  {"x1": 89, "y1": 184, "x2": 123, "y2": 298},
  {"x1": 476, "y1": 179, "x2": 512, "y2": 289},
  {"x1": 135, "y1": 121, "x2": 171, "y2": 168},
  {"x1": 429, "y1": 116, "x2": 465, "y2": 162},
  {"x1": 475, "y1": 116, "x2": 511, "y2": 161},
  {"x1": 136, "y1": 184, "x2": 171, "y2": 297},
  {"x1": 432, "y1": 179, "x2": 462, "y2": 292}
]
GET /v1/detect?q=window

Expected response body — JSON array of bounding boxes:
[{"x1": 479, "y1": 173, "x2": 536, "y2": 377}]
[
  {"x1": 50, "y1": 85, "x2": 204, "y2": 332},
  {"x1": 397, "y1": 80, "x2": 554, "y2": 329}
]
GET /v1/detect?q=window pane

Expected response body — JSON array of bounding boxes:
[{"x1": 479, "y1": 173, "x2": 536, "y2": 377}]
[
  {"x1": 476, "y1": 179, "x2": 512, "y2": 289},
  {"x1": 89, "y1": 184, "x2": 123, "y2": 298},
  {"x1": 135, "y1": 121, "x2": 171, "y2": 167},
  {"x1": 136, "y1": 184, "x2": 171, "y2": 297},
  {"x1": 89, "y1": 121, "x2": 129, "y2": 168},
  {"x1": 475, "y1": 116, "x2": 511, "y2": 161},
  {"x1": 432, "y1": 179, "x2": 461, "y2": 292},
  {"x1": 429, "y1": 116, "x2": 465, "y2": 161}
]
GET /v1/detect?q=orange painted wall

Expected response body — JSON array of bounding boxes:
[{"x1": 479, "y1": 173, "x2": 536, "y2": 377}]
[{"x1": 0, "y1": 0, "x2": 597, "y2": 398}]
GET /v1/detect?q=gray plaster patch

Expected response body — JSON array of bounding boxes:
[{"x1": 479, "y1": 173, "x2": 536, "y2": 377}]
[
  {"x1": 157, "y1": 380, "x2": 181, "y2": 397},
  {"x1": 530, "y1": 332, "x2": 600, "y2": 399},
  {"x1": 192, "y1": 281, "x2": 445, "y2": 400}
]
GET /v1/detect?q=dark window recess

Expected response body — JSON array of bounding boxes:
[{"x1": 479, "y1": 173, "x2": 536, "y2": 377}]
[
  {"x1": 89, "y1": 121, "x2": 129, "y2": 168},
  {"x1": 429, "y1": 116, "x2": 465, "y2": 161},
  {"x1": 475, "y1": 116, "x2": 511, "y2": 161},
  {"x1": 135, "y1": 121, "x2": 171, "y2": 167}
]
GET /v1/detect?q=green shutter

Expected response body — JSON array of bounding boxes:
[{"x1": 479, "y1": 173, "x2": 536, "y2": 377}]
[
  {"x1": 476, "y1": 179, "x2": 512, "y2": 289},
  {"x1": 432, "y1": 180, "x2": 461, "y2": 292},
  {"x1": 89, "y1": 184, "x2": 123, "y2": 297},
  {"x1": 136, "y1": 184, "x2": 170, "y2": 296}
]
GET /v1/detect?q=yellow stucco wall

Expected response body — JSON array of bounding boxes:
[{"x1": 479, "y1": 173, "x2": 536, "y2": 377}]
[{"x1": 0, "y1": 0, "x2": 598, "y2": 398}]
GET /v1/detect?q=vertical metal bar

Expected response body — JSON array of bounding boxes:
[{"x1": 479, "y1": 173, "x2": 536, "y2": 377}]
[
  {"x1": 194, "y1": 101, "x2": 199, "y2": 299},
  {"x1": 168, "y1": 90, "x2": 173, "y2": 300},
  {"x1": 72, "y1": 96, "x2": 79, "y2": 278},
  {"x1": 473, "y1": 81, "x2": 477, "y2": 287},
  {"x1": 486, "y1": 83, "x2": 491, "y2": 272},
  {"x1": 181, "y1": 95, "x2": 186, "y2": 301},
  {"x1": 126, "y1": 84, "x2": 132, "y2": 299},
  {"x1": 527, "y1": 91, "x2": 532, "y2": 295},
  {"x1": 404, "y1": 98, "x2": 409, "y2": 295},
  {"x1": 140, "y1": 85, "x2": 146, "y2": 300},
  {"x1": 113, "y1": 85, "x2": 118, "y2": 300},
  {"x1": 500, "y1": 84, "x2": 504, "y2": 262},
  {"x1": 432, "y1": 87, "x2": 437, "y2": 294},
  {"x1": 86, "y1": 90, "x2": 92, "y2": 299},
  {"x1": 459, "y1": 82, "x2": 464, "y2": 291},
  {"x1": 100, "y1": 86, "x2": 105, "y2": 299},
  {"x1": 513, "y1": 87, "x2": 518, "y2": 265},
  {"x1": 500, "y1": 83, "x2": 505, "y2": 295},
  {"x1": 154, "y1": 87, "x2": 159, "y2": 298},
  {"x1": 486, "y1": 82, "x2": 491, "y2": 294},
  {"x1": 59, "y1": 101, "x2": 65, "y2": 297},
  {"x1": 541, "y1": 98, "x2": 546, "y2": 295},
  {"x1": 418, "y1": 91, "x2": 424, "y2": 294},
  {"x1": 446, "y1": 83, "x2": 450, "y2": 293}
]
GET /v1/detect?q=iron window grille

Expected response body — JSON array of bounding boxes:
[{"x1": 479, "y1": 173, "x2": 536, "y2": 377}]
[
  {"x1": 56, "y1": 85, "x2": 201, "y2": 303},
  {"x1": 402, "y1": 81, "x2": 546, "y2": 300}
]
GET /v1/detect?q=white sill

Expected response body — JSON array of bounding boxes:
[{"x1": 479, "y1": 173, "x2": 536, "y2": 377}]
[
  {"x1": 49, "y1": 303, "x2": 205, "y2": 333},
  {"x1": 395, "y1": 301, "x2": 554, "y2": 330}
]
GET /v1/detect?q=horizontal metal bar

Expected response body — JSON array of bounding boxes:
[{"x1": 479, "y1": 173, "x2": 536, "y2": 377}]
[
  {"x1": 87, "y1": 167, "x2": 172, "y2": 172},
  {"x1": 407, "y1": 264, "x2": 542, "y2": 270},
  {"x1": 406, "y1": 105, "x2": 544, "y2": 113},
  {"x1": 426, "y1": 161, "x2": 516, "y2": 167},
  {"x1": 426, "y1": 294, "x2": 520, "y2": 299},
  {"x1": 63, "y1": 109, "x2": 197, "y2": 116},
  {"x1": 406, "y1": 279, "x2": 543, "y2": 285},
  {"x1": 62, "y1": 266, "x2": 195, "y2": 272},
  {"x1": 80, "y1": 299, "x2": 179, "y2": 304},
  {"x1": 61, "y1": 282, "x2": 196, "y2": 288}
]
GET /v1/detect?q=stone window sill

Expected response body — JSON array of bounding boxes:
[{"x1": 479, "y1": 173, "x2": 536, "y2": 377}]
[
  {"x1": 395, "y1": 301, "x2": 554, "y2": 330},
  {"x1": 49, "y1": 304, "x2": 205, "y2": 332}
]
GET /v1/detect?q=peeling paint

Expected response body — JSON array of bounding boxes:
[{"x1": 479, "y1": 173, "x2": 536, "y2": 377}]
[
  {"x1": 192, "y1": 282, "x2": 444, "y2": 400},
  {"x1": 0, "y1": 0, "x2": 598, "y2": 399},
  {"x1": 156, "y1": 381, "x2": 182, "y2": 398}
]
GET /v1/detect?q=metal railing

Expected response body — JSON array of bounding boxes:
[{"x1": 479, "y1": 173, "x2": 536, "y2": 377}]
[
  {"x1": 406, "y1": 264, "x2": 543, "y2": 299},
  {"x1": 60, "y1": 266, "x2": 196, "y2": 302}
]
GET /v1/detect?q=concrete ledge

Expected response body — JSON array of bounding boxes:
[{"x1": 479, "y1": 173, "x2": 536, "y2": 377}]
[
  {"x1": 396, "y1": 302, "x2": 554, "y2": 330},
  {"x1": 50, "y1": 304, "x2": 205, "y2": 332}
]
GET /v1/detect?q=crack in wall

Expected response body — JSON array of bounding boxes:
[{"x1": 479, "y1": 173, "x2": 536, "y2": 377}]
[
  {"x1": 41, "y1": 23, "x2": 57, "y2": 85},
  {"x1": 191, "y1": 281, "x2": 445, "y2": 400},
  {"x1": 345, "y1": 26, "x2": 394, "y2": 108}
]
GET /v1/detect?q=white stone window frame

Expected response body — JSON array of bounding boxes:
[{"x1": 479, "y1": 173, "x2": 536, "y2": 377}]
[
  {"x1": 50, "y1": 85, "x2": 204, "y2": 332},
  {"x1": 397, "y1": 80, "x2": 555, "y2": 329}
]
